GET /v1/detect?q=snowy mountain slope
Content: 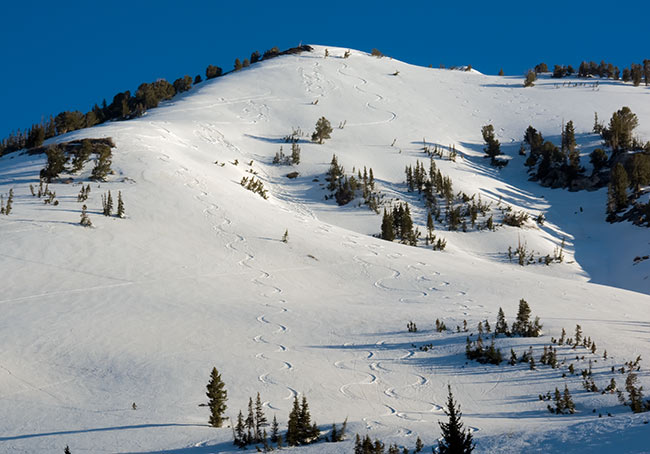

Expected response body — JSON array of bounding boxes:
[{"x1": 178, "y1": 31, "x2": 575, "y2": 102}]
[{"x1": 0, "y1": 45, "x2": 649, "y2": 453}]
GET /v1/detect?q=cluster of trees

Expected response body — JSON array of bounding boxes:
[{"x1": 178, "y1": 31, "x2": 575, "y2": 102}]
[
  {"x1": 536, "y1": 60, "x2": 650, "y2": 87},
  {"x1": 405, "y1": 158, "x2": 494, "y2": 234},
  {"x1": 465, "y1": 334, "x2": 503, "y2": 364},
  {"x1": 39, "y1": 139, "x2": 114, "y2": 182},
  {"x1": 240, "y1": 176, "x2": 269, "y2": 199},
  {"x1": 233, "y1": 393, "x2": 270, "y2": 448},
  {"x1": 522, "y1": 122, "x2": 583, "y2": 188},
  {"x1": 234, "y1": 394, "x2": 325, "y2": 450},
  {"x1": 100, "y1": 191, "x2": 125, "y2": 218},
  {"x1": 273, "y1": 143, "x2": 301, "y2": 165},
  {"x1": 519, "y1": 106, "x2": 649, "y2": 226},
  {"x1": 354, "y1": 435, "x2": 424, "y2": 454},
  {"x1": 325, "y1": 155, "x2": 380, "y2": 209},
  {"x1": 540, "y1": 385, "x2": 576, "y2": 414},
  {"x1": 0, "y1": 46, "x2": 313, "y2": 158},
  {"x1": 380, "y1": 202, "x2": 419, "y2": 245}
]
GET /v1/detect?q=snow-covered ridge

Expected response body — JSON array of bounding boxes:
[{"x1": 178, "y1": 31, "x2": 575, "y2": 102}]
[{"x1": 0, "y1": 45, "x2": 648, "y2": 454}]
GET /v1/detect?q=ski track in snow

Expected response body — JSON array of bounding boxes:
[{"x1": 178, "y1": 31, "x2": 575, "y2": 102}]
[{"x1": 338, "y1": 63, "x2": 398, "y2": 126}]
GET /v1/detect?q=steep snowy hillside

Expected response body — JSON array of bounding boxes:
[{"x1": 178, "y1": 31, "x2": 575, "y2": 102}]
[{"x1": 0, "y1": 46, "x2": 649, "y2": 454}]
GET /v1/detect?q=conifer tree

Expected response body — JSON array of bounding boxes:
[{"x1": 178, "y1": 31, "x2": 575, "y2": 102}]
[
  {"x1": 255, "y1": 392, "x2": 268, "y2": 441},
  {"x1": 71, "y1": 139, "x2": 93, "y2": 173},
  {"x1": 495, "y1": 307, "x2": 508, "y2": 335},
  {"x1": 90, "y1": 146, "x2": 112, "y2": 181},
  {"x1": 206, "y1": 367, "x2": 228, "y2": 427},
  {"x1": 234, "y1": 58, "x2": 243, "y2": 71},
  {"x1": 80, "y1": 204, "x2": 92, "y2": 227},
  {"x1": 481, "y1": 124, "x2": 501, "y2": 162},
  {"x1": 117, "y1": 191, "x2": 125, "y2": 218},
  {"x1": 41, "y1": 145, "x2": 67, "y2": 182},
  {"x1": 246, "y1": 397, "x2": 255, "y2": 442},
  {"x1": 437, "y1": 385, "x2": 474, "y2": 454},
  {"x1": 311, "y1": 117, "x2": 333, "y2": 144},
  {"x1": 609, "y1": 163, "x2": 629, "y2": 211},
  {"x1": 512, "y1": 299, "x2": 531, "y2": 335},
  {"x1": 270, "y1": 415, "x2": 280, "y2": 443},
  {"x1": 524, "y1": 70, "x2": 537, "y2": 87},
  {"x1": 64, "y1": 446, "x2": 71, "y2": 454},
  {"x1": 234, "y1": 411, "x2": 246, "y2": 447},
  {"x1": 286, "y1": 395, "x2": 300, "y2": 446},
  {"x1": 381, "y1": 208, "x2": 395, "y2": 241}
]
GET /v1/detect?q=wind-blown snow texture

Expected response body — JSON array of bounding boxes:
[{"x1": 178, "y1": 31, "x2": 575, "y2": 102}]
[{"x1": 1, "y1": 46, "x2": 649, "y2": 453}]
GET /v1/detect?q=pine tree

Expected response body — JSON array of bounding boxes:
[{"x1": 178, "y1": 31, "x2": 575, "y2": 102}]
[
  {"x1": 90, "y1": 146, "x2": 112, "y2": 181},
  {"x1": 234, "y1": 410, "x2": 247, "y2": 447},
  {"x1": 71, "y1": 139, "x2": 93, "y2": 173},
  {"x1": 415, "y1": 436, "x2": 424, "y2": 452},
  {"x1": 64, "y1": 446, "x2": 71, "y2": 454},
  {"x1": 311, "y1": 117, "x2": 333, "y2": 144},
  {"x1": 255, "y1": 392, "x2": 268, "y2": 441},
  {"x1": 117, "y1": 191, "x2": 125, "y2": 218},
  {"x1": 291, "y1": 142, "x2": 301, "y2": 164},
  {"x1": 282, "y1": 229, "x2": 289, "y2": 243},
  {"x1": 481, "y1": 124, "x2": 501, "y2": 161},
  {"x1": 286, "y1": 395, "x2": 300, "y2": 446},
  {"x1": 495, "y1": 307, "x2": 508, "y2": 335},
  {"x1": 206, "y1": 367, "x2": 228, "y2": 427},
  {"x1": 524, "y1": 70, "x2": 537, "y2": 87},
  {"x1": 437, "y1": 385, "x2": 474, "y2": 454},
  {"x1": 41, "y1": 145, "x2": 68, "y2": 182},
  {"x1": 270, "y1": 415, "x2": 279, "y2": 443},
  {"x1": 246, "y1": 397, "x2": 255, "y2": 442},
  {"x1": 381, "y1": 208, "x2": 395, "y2": 241},
  {"x1": 80, "y1": 204, "x2": 92, "y2": 227},
  {"x1": 609, "y1": 163, "x2": 629, "y2": 211},
  {"x1": 234, "y1": 58, "x2": 243, "y2": 71},
  {"x1": 562, "y1": 385, "x2": 576, "y2": 414},
  {"x1": 512, "y1": 299, "x2": 531, "y2": 336}
]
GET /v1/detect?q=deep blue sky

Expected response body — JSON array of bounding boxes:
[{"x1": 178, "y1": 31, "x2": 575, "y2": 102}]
[{"x1": 1, "y1": 1, "x2": 646, "y2": 138}]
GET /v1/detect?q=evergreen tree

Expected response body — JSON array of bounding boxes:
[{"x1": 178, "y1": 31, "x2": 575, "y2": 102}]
[
  {"x1": 495, "y1": 307, "x2": 508, "y2": 335},
  {"x1": 234, "y1": 58, "x2": 243, "y2": 71},
  {"x1": 251, "y1": 50, "x2": 261, "y2": 64},
  {"x1": 291, "y1": 142, "x2": 301, "y2": 164},
  {"x1": 80, "y1": 204, "x2": 92, "y2": 227},
  {"x1": 437, "y1": 385, "x2": 474, "y2": 454},
  {"x1": 254, "y1": 392, "x2": 268, "y2": 441},
  {"x1": 41, "y1": 145, "x2": 67, "y2": 182},
  {"x1": 481, "y1": 124, "x2": 501, "y2": 161},
  {"x1": 627, "y1": 153, "x2": 650, "y2": 195},
  {"x1": 270, "y1": 415, "x2": 280, "y2": 443},
  {"x1": 117, "y1": 191, "x2": 125, "y2": 218},
  {"x1": 286, "y1": 395, "x2": 300, "y2": 446},
  {"x1": 604, "y1": 106, "x2": 638, "y2": 153},
  {"x1": 311, "y1": 117, "x2": 333, "y2": 144},
  {"x1": 589, "y1": 148, "x2": 608, "y2": 175},
  {"x1": 71, "y1": 139, "x2": 93, "y2": 173},
  {"x1": 524, "y1": 70, "x2": 537, "y2": 87},
  {"x1": 90, "y1": 146, "x2": 112, "y2": 181},
  {"x1": 246, "y1": 397, "x2": 255, "y2": 442},
  {"x1": 561, "y1": 120, "x2": 577, "y2": 155},
  {"x1": 206, "y1": 367, "x2": 228, "y2": 427},
  {"x1": 381, "y1": 208, "x2": 395, "y2": 241},
  {"x1": 64, "y1": 446, "x2": 71, "y2": 454},
  {"x1": 206, "y1": 64, "x2": 223, "y2": 79},
  {"x1": 234, "y1": 411, "x2": 246, "y2": 447},
  {"x1": 511, "y1": 299, "x2": 531, "y2": 336},
  {"x1": 173, "y1": 75, "x2": 193, "y2": 93},
  {"x1": 609, "y1": 163, "x2": 629, "y2": 211}
]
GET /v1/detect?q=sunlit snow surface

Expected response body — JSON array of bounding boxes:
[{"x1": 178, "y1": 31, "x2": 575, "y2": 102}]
[{"x1": 0, "y1": 46, "x2": 649, "y2": 453}]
